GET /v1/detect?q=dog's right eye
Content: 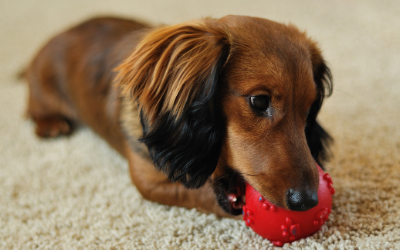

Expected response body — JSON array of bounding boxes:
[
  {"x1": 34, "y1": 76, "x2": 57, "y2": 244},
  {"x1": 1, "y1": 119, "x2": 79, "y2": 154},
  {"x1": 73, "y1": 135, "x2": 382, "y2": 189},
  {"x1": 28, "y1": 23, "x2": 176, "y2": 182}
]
[{"x1": 249, "y1": 95, "x2": 270, "y2": 113}]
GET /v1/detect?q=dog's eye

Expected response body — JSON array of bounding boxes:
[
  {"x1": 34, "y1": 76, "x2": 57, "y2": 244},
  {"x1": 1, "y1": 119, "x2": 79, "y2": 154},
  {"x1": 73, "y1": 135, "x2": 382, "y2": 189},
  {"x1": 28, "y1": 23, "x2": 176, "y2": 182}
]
[{"x1": 250, "y1": 95, "x2": 270, "y2": 112}]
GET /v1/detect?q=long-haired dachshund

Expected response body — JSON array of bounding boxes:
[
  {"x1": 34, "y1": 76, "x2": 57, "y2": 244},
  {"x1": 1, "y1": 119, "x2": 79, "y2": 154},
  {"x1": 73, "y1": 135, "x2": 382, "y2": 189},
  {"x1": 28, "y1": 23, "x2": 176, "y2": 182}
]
[{"x1": 25, "y1": 15, "x2": 332, "y2": 217}]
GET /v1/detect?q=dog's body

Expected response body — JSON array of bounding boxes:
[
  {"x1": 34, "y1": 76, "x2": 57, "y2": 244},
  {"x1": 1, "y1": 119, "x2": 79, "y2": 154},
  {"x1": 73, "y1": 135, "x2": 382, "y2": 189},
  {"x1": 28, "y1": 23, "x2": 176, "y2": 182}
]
[{"x1": 26, "y1": 16, "x2": 332, "y2": 217}]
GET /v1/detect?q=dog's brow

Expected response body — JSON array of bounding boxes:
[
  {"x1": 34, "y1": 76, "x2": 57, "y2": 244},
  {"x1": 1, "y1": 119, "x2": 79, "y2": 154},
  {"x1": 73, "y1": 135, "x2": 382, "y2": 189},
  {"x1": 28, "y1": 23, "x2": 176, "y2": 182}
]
[{"x1": 230, "y1": 90, "x2": 244, "y2": 97}]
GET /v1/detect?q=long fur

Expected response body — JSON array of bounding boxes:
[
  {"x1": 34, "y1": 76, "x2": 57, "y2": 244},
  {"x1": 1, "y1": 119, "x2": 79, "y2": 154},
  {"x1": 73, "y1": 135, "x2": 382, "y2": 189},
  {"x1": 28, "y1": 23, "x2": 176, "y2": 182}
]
[
  {"x1": 117, "y1": 19, "x2": 231, "y2": 188},
  {"x1": 306, "y1": 50, "x2": 333, "y2": 167}
]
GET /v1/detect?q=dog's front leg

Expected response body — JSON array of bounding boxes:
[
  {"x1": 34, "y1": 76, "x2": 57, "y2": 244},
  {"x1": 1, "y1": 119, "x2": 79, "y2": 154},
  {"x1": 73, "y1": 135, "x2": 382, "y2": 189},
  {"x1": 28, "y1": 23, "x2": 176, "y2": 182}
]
[{"x1": 125, "y1": 145, "x2": 232, "y2": 218}]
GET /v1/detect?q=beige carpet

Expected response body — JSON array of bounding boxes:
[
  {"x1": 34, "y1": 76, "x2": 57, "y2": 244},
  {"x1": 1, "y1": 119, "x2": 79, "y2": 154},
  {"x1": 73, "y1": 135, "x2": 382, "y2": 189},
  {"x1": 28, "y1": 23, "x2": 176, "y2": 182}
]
[{"x1": 1, "y1": 0, "x2": 400, "y2": 249}]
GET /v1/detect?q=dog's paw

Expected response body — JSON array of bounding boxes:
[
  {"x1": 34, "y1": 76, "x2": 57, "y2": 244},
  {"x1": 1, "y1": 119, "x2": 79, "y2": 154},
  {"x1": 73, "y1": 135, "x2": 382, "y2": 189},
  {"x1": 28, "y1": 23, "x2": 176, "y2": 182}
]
[{"x1": 34, "y1": 116, "x2": 73, "y2": 138}]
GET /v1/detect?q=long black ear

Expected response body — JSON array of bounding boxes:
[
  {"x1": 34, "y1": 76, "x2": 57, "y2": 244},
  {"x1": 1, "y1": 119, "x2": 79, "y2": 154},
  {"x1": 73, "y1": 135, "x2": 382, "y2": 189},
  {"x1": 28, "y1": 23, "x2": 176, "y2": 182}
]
[
  {"x1": 306, "y1": 47, "x2": 333, "y2": 168},
  {"x1": 116, "y1": 19, "x2": 231, "y2": 189},
  {"x1": 139, "y1": 55, "x2": 227, "y2": 188}
]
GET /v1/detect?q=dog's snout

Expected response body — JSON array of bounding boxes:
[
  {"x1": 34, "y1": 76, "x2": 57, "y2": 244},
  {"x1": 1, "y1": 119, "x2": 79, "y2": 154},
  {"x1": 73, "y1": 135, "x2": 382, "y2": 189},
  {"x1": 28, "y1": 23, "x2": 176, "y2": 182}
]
[{"x1": 286, "y1": 188, "x2": 318, "y2": 211}]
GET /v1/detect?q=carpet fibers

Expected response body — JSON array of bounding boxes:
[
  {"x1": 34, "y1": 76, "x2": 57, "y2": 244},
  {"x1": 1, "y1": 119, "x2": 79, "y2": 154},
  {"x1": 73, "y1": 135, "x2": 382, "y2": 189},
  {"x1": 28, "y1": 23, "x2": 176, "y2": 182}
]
[{"x1": 1, "y1": 1, "x2": 400, "y2": 249}]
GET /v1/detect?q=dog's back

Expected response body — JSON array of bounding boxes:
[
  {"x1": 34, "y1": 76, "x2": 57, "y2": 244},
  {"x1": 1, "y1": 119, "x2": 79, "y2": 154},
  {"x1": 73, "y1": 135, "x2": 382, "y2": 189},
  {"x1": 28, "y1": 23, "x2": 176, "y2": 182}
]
[{"x1": 26, "y1": 17, "x2": 148, "y2": 155}]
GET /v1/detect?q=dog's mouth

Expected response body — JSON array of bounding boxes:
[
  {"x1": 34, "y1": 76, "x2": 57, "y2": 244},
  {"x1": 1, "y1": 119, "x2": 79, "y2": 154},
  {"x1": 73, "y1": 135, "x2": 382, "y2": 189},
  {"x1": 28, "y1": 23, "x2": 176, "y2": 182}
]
[
  {"x1": 212, "y1": 169, "x2": 246, "y2": 215},
  {"x1": 227, "y1": 189, "x2": 246, "y2": 210}
]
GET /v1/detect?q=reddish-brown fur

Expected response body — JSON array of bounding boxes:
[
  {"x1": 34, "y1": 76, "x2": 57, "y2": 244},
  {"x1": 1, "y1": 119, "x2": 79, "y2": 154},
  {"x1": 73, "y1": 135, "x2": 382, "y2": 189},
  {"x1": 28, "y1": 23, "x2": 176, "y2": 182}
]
[{"x1": 25, "y1": 16, "x2": 331, "y2": 217}]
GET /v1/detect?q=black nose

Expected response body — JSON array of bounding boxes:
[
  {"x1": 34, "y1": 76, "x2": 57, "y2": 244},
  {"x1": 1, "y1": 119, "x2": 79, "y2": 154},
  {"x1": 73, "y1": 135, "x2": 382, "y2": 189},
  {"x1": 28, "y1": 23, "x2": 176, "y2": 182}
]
[{"x1": 286, "y1": 189, "x2": 318, "y2": 211}]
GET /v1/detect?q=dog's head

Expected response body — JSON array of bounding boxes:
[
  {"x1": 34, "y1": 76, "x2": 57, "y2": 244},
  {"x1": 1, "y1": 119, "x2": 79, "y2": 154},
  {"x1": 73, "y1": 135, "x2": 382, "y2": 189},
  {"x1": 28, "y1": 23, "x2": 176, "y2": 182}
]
[{"x1": 117, "y1": 15, "x2": 332, "y2": 215}]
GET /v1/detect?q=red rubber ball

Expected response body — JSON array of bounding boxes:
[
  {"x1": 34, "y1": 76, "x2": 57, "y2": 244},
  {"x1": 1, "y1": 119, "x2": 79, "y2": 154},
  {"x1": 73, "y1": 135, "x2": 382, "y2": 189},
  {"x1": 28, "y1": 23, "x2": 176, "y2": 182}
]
[{"x1": 243, "y1": 165, "x2": 334, "y2": 247}]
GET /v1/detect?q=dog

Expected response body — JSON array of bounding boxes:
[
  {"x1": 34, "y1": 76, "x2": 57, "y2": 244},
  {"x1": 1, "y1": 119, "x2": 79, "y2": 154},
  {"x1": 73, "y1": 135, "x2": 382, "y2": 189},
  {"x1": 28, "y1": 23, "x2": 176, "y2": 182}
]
[{"x1": 25, "y1": 15, "x2": 332, "y2": 217}]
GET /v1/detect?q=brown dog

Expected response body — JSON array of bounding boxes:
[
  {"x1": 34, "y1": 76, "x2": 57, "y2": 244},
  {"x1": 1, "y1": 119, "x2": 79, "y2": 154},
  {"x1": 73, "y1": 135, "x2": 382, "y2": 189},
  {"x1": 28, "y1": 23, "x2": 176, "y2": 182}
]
[{"x1": 25, "y1": 15, "x2": 332, "y2": 217}]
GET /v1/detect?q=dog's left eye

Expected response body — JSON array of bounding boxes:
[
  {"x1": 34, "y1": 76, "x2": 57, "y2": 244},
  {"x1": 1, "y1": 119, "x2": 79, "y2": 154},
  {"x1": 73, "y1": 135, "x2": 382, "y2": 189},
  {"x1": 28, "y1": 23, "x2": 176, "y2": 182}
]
[{"x1": 250, "y1": 95, "x2": 270, "y2": 112}]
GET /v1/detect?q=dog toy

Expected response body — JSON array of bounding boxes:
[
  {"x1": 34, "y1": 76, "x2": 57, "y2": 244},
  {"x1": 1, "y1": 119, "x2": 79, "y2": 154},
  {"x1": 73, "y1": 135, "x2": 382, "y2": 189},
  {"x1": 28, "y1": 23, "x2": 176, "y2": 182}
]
[{"x1": 242, "y1": 165, "x2": 334, "y2": 247}]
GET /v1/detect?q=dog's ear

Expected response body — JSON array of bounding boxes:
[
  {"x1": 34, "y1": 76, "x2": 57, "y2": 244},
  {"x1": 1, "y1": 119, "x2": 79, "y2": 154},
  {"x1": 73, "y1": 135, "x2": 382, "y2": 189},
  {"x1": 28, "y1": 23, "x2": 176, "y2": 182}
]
[
  {"x1": 306, "y1": 44, "x2": 333, "y2": 167},
  {"x1": 116, "y1": 19, "x2": 230, "y2": 189}
]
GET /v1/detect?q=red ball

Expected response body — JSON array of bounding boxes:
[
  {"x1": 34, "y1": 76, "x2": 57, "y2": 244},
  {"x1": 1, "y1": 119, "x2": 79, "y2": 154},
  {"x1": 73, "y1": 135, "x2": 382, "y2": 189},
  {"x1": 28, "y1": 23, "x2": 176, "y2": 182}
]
[{"x1": 243, "y1": 165, "x2": 334, "y2": 247}]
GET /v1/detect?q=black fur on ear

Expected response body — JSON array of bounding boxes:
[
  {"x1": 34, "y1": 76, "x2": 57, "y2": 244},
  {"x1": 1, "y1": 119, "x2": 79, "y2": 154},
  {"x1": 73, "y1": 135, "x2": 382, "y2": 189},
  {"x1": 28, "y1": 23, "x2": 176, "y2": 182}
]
[
  {"x1": 116, "y1": 19, "x2": 232, "y2": 189},
  {"x1": 306, "y1": 54, "x2": 333, "y2": 168},
  {"x1": 140, "y1": 49, "x2": 229, "y2": 189}
]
